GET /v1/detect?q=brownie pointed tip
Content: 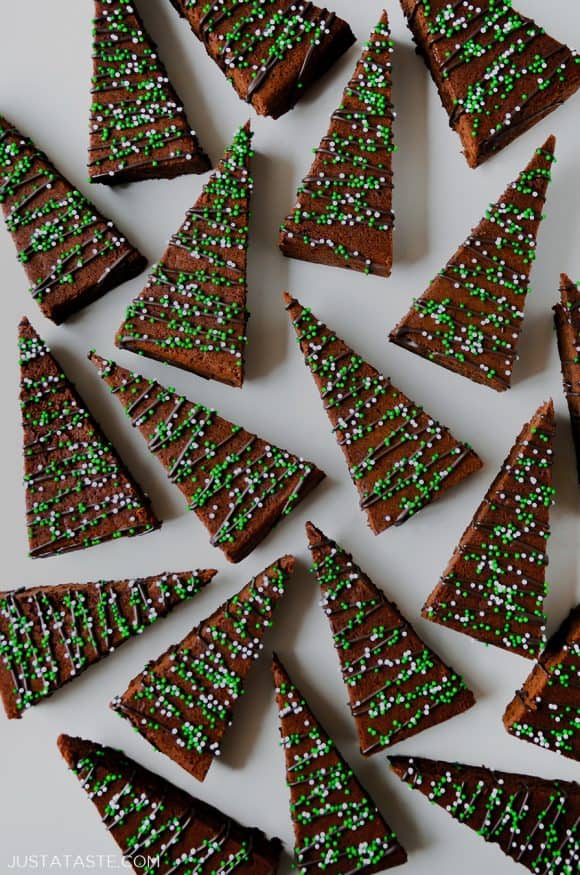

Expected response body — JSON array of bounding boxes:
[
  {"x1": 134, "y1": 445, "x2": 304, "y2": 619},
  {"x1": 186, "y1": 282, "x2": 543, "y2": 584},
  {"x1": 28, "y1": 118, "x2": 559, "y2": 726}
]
[
  {"x1": 57, "y1": 733, "x2": 80, "y2": 765},
  {"x1": 305, "y1": 520, "x2": 325, "y2": 544},
  {"x1": 271, "y1": 652, "x2": 286, "y2": 679},
  {"x1": 541, "y1": 134, "x2": 557, "y2": 155},
  {"x1": 388, "y1": 756, "x2": 413, "y2": 778},
  {"x1": 277, "y1": 554, "x2": 296, "y2": 575},
  {"x1": 536, "y1": 398, "x2": 554, "y2": 420},
  {"x1": 282, "y1": 291, "x2": 297, "y2": 307},
  {"x1": 18, "y1": 316, "x2": 32, "y2": 332}
]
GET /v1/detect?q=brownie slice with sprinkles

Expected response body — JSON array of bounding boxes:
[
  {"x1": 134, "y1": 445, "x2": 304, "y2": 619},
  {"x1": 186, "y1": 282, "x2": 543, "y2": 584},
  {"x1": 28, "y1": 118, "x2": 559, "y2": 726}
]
[
  {"x1": 112, "y1": 556, "x2": 294, "y2": 782},
  {"x1": 0, "y1": 115, "x2": 146, "y2": 324},
  {"x1": 20, "y1": 319, "x2": 159, "y2": 559},
  {"x1": 165, "y1": 0, "x2": 355, "y2": 119},
  {"x1": 279, "y1": 12, "x2": 396, "y2": 277},
  {"x1": 116, "y1": 123, "x2": 253, "y2": 386},
  {"x1": 58, "y1": 735, "x2": 282, "y2": 875},
  {"x1": 503, "y1": 605, "x2": 580, "y2": 762},
  {"x1": 399, "y1": 1, "x2": 580, "y2": 168},
  {"x1": 306, "y1": 521, "x2": 475, "y2": 755},
  {"x1": 272, "y1": 654, "x2": 407, "y2": 874},
  {"x1": 284, "y1": 293, "x2": 482, "y2": 533},
  {"x1": 423, "y1": 400, "x2": 556, "y2": 659},
  {"x1": 390, "y1": 756, "x2": 580, "y2": 875},
  {"x1": 0, "y1": 569, "x2": 216, "y2": 720},
  {"x1": 89, "y1": 0, "x2": 210, "y2": 184},
  {"x1": 89, "y1": 353, "x2": 324, "y2": 562},
  {"x1": 390, "y1": 138, "x2": 556, "y2": 392},
  {"x1": 554, "y1": 273, "x2": 580, "y2": 483}
]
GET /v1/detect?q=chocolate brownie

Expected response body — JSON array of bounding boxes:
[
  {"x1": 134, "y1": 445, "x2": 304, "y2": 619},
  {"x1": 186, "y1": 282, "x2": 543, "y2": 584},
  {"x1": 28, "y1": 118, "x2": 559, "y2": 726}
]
[
  {"x1": 306, "y1": 521, "x2": 475, "y2": 755},
  {"x1": 20, "y1": 319, "x2": 159, "y2": 558},
  {"x1": 284, "y1": 293, "x2": 482, "y2": 533},
  {"x1": 112, "y1": 556, "x2": 294, "y2": 782},
  {"x1": 390, "y1": 138, "x2": 556, "y2": 392},
  {"x1": 399, "y1": 1, "x2": 580, "y2": 168},
  {"x1": 503, "y1": 605, "x2": 580, "y2": 762},
  {"x1": 390, "y1": 756, "x2": 580, "y2": 875},
  {"x1": 554, "y1": 273, "x2": 580, "y2": 482},
  {"x1": 165, "y1": 0, "x2": 355, "y2": 119},
  {"x1": 279, "y1": 13, "x2": 395, "y2": 277},
  {"x1": 89, "y1": 352, "x2": 324, "y2": 562},
  {"x1": 89, "y1": 0, "x2": 210, "y2": 183},
  {"x1": 0, "y1": 570, "x2": 216, "y2": 719},
  {"x1": 116, "y1": 123, "x2": 253, "y2": 385},
  {"x1": 0, "y1": 116, "x2": 146, "y2": 324},
  {"x1": 272, "y1": 654, "x2": 407, "y2": 874},
  {"x1": 423, "y1": 400, "x2": 555, "y2": 659},
  {"x1": 58, "y1": 734, "x2": 282, "y2": 875}
]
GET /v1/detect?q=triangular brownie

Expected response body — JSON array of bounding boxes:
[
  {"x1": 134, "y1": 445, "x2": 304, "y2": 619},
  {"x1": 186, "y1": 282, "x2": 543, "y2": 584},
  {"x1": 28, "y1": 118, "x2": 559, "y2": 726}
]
[
  {"x1": 112, "y1": 556, "x2": 294, "y2": 782},
  {"x1": 58, "y1": 735, "x2": 282, "y2": 873},
  {"x1": 272, "y1": 654, "x2": 407, "y2": 873},
  {"x1": 0, "y1": 569, "x2": 216, "y2": 719},
  {"x1": 0, "y1": 116, "x2": 146, "y2": 324},
  {"x1": 399, "y1": 1, "x2": 580, "y2": 167},
  {"x1": 423, "y1": 400, "x2": 556, "y2": 659},
  {"x1": 390, "y1": 756, "x2": 580, "y2": 875},
  {"x1": 89, "y1": 0, "x2": 210, "y2": 184},
  {"x1": 279, "y1": 13, "x2": 396, "y2": 277},
  {"x1": 306, "y1": 521, "x2": 475, "y2": 754},
  {"x1": 503, "y1": 605, "x2": 580, "y2": 762},
  {"x1": 554, "y1": 273, "x2": 580, "y2": 482},
  {"x1": 20, "y1": 319, "x2": 159, "y2": 558},
  {"x1": 89, "y1": 353, "x2": 324, "y2": 562},
  {"x1": 116, "y1": 123, "x2": 253, "y2": 386},
  {"x1": 165, "y1": 0, "x2": 355, "y2": 119},
  {"x1": 390, "y1": 138, "x2": 556, "y2": 392},
  {"x1": 284, "y1": 293, "x2": 482, "y2": 533}
]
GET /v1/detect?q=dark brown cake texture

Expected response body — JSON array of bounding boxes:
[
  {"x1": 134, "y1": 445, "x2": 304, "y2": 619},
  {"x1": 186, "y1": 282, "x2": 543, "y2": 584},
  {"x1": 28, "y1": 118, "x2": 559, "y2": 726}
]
[
  {"x1": 272, "y1": 654, "x2": 407, "y2": 874},
  {"x1": 279, "y1": 12, "x2": 395, "y2": 277},
  {"x1": 112, "y1": 556, "x2": 295, "y2": 782},
  {"x1": 306, "y1": 521, "x2": 475, "y2": 755},
  {"x1": 553, "y1": 273, "x2": 580, "y2": 482},
  {"x1": 503, "y1": 604, "x2": 580, "y2": 762},
  {"x1": 58, "y1": 734, "x2": 282, "y2": 875},
  {"x1": 390, "y1": 138, "x2": 556, "y2": 392},
  {"x1": 399, "y1": 0, "x2": 580, "y2": 168},
  {"x1": 89, "y1": 0, "x2": 211, "y2": 184},
  {"x1": 116, "y1": 123, "x2": 253, "y2": 386},
  {"x1": 0, "y1": 570, "x2": 216, "y2": 720},
  {"x1": 165, "y1": 0, "x2": 355, "y2": 119},
  {"x1": 20, "y1": 319, "x2": 159, "y2": 558},
  {"x1": 390, "y1": 756, "x2": 580, "y2": 875},
  {"x1": 89, "y1": 352, "x2": 324, "y2": 563},
  {"x1": 0, "y1": 115, "x2": 146, "y2": 324},
  {"x1": 284, "y1": 293, "x2": 482, "y2": 534},
  {"x1": 423, "y1": 400, "x2": 556, "y2": 660}
]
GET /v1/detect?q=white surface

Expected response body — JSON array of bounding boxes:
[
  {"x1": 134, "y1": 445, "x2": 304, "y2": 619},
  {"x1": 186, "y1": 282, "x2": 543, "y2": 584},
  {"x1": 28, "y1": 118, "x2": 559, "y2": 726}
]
[{"x1": 0, "y1": 1, "x2": 579, "y2": 873}]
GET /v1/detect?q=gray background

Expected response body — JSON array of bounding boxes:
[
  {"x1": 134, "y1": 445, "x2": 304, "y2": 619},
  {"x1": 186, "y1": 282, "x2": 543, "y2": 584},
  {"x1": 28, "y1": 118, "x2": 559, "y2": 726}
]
[{"x1": 0, "y1": 1, "x2": 578, "y2": 872}]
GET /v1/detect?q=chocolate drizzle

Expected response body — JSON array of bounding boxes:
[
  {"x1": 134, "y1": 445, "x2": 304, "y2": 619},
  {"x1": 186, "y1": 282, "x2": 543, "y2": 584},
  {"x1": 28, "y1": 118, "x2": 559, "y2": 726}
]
[
  {"x1": 285, "y1": 293, "x2": 481, "y2": 534},
  {"x1": 280, "y1": 13, "x2": 396, "y2": 277},
  {"x1": 423, "y1": 400, "x2": 556, "y2": 659}
]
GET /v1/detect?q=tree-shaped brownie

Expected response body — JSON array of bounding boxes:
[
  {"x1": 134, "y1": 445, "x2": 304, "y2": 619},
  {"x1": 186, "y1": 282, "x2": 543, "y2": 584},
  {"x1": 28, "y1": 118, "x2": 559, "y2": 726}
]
[
  {"x1": 284, "y1": 293, "x2": 481, "y2": 533},
  {"x1": 423, "y1": 400, "x2": 556, "y2": 659},
  {"x1": 0, "y1": 116, "x2": 146, "y2": 323},
  {"x1": 279, "y1": 13, "x2": 396, "y2": 277},
  {"x1": 20, "y1": 319, "x2": 159, "y2": 558},
  {"x1": 504, "y1": 604, "x2": 580, "y2": 762},
  {"x1": 89, "y1": 0, "x2": 210, "y2": 184},
  {"x1": 0, "y1": 570, "x2": 215, "y2": 719},
  {"x1": 112, "y1": 556, "x2": 294, "y2": 781},
  {"x1": 89, "y1": 353, "x2": 324, "y2": 562},
  {"x1": 554, "y1": 273, "x2": 580, "y2": 482},
  {"x1": 58, "y1": 735, "x2": 282, "y2": 874},
  {"x1": 390, "y1": 756, "x2": 579, "y2": 875},
  {"x1": 390, "y1": 138, "x2": 556, "y2": 392},
  {"x1": 273, "y1": 654, "x2": 407, "y2": 874},
  {"x1": 165, "y1": 0, "x2": 355, "y2": 119},
  {"x1": 116, "y1": 123, "x2": 253, "y2": 385},
  {"x1": 399, "y1": 0, "x2": 580, "y2": 167},
  {"x1": 306, "y1": 521, "x2": 475, "y2": 754}
]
